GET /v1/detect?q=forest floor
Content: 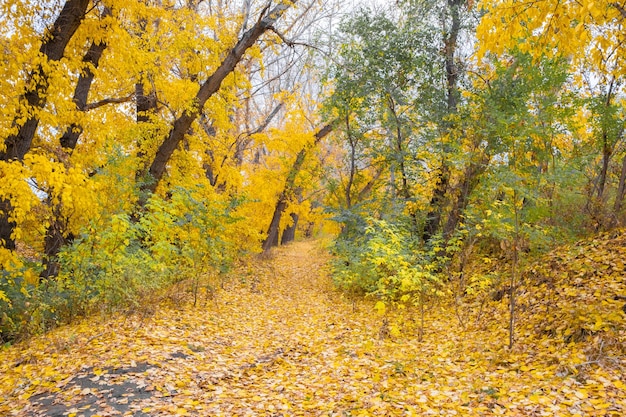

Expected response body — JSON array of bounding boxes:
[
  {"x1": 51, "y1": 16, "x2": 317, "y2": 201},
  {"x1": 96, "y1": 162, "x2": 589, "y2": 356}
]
[{"x1": 1, "y1": 240, "x2": 625, "y2": 416}]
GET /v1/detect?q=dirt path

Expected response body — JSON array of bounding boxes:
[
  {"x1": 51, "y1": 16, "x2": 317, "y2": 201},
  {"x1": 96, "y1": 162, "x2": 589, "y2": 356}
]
[
  {"x1": 1, "y1": 241, "x2": 625, "y2": 416},
  {"x1": 0, "y1": 241, "x2": 391, "y2": 416}
]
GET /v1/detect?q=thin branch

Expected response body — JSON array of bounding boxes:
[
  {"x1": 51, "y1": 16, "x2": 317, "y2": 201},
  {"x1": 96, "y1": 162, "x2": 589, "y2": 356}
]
[
  {"x1": 267, "y1": 26, "x2": 333, "y2": 56},
  {"x1": 611, "y1": 2, "x2": 626, "y2": 19},
  {"x1": 84, "y1": 93, "x2": 135, "y2": 111},
  {"x1": 269, "y1": 26, "x2": 296, "y2": 47}
]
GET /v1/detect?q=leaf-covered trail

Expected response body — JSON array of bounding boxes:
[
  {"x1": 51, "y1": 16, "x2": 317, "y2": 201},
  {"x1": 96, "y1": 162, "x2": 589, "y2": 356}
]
[{"x1": 1, "y1": 241, "x2": 625, "y2": 416}]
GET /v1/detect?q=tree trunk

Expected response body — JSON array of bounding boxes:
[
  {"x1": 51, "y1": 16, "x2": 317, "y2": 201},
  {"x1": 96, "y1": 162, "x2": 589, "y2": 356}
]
[
  {"x1": 597, "y1": 133, "x2": 612, "y2": 200},
  {"x1": 262, "y1": 124, "x2": 333, "y2": 253},
  {"x1": 141, "y1": 1, "x2": 296, "y2": 194},
  {"x1": 443, "y1": 154, "x2": 489, "y2": 239},
  {"x1": 135, "y1": 81, "x2": 158, "y2": 124},
  {"x1": 0, "y1": 200, "x2": 16, "y2": 251},
  {"x1": 422, "y1": 164, "x2": 450, "y2": 242},
  {"x1": 280, "y1": 185, "x2": 304, "y2": 245},
  {"x1": 345, "y1": 116, "x2": 356, "y2": 209},
  {"x1": 60, "y1": 31, "x2": 109, "y2": 149},
  {"x1": 443, "y1": 0, "x2": 462, "y2": 113},
  {"x1": 43, "y1": 14, "x2": 111, "y2": 278},
  {"x1": 0, "y1": 0, "x2": 90, "y2": 252},
  {"x1": 280, "y1": 213, "x2": 299, "y2": 245},
  {"x1": 41, "y1": 204, "x2": 75, "y2": 279},
  {"x1": 612, "y1": 153, "x2": 626, "y2": 224},
  {"x1": 422, "y1": 0, "x2": 462, "y2": 243},
  {"x1": 1, "y1": 0, "x2": 90, "y2": 161},
  {"x1": 388, "y1": 96, "x2": 411, "y2": 200}
]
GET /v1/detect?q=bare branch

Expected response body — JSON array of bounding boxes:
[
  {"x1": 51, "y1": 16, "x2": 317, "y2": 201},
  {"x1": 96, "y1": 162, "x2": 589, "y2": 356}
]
[
  {"x1": 84, "y1": 93, "x2": 135, "y2": 111},
  {"x1": 612, "y1": 2, "x2": 626, "y2": 19}
]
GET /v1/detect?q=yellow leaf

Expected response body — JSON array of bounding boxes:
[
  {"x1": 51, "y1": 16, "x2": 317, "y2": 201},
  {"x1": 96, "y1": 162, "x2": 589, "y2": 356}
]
[
  {"x1": 574, "y1": 390, "x2": 588, "y2": 400},
  {"x1": 374, "y1": 301, "x2": 386, "y2": 315}
]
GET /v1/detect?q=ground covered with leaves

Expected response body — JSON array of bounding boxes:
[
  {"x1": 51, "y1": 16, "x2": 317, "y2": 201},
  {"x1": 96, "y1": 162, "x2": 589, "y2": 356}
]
[{"x1": 1, "y1": 239, "x2": 625, "y2": 416}]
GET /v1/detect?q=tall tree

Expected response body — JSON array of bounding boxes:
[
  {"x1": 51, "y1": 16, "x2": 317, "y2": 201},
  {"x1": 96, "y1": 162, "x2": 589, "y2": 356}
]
[
  {"x1": 140, "y1": 1, "x2": 298, "y2": 195},
  {"x1": 421, "y1": 0, "x2": 466, "y2": 242},
  {"x1": 478, "y1": 0, "x2": 626, "y2": 229},
  {"x1": 1, "y1": 0, "x2": 91, "y2": 251},
  {"x1": 262, "y1": 123, "x2": 333, "y2": 252}
]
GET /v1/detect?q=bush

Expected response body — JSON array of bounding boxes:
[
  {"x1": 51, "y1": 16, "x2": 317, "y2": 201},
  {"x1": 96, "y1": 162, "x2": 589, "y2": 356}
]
[{"x1": 0, "y1": 185, "x2": 251, "y2": 342}]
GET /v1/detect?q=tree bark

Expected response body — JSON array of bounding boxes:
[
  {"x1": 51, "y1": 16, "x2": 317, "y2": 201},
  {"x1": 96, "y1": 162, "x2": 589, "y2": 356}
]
[
  {"x1": 0, "y1": 200, "x2": 16, "y2": 251},
  {"x1": 135, "y1": 80, "x2": 158, "y2": 124},
  {"x1": 262, "y1": 123, "x2": 333, "y2": 253},
  {"x1": 1, "y1": 0, "x2": 91, "y2": 161},
  {"x1": 422, "y1": 164, "x2": 450, "y2": 242},
  {"x1": 280, "y1": 213, "x2": 299, "y2": 245},
  {"x1": 43, "y1": 10, "x2": 111, "y2": 278},
  {"x1": 141, "y1": 1, "x2": 296, "y2": 194},
  {"x1": 388, "y1": 96, "x2": 411, "y2": 200},
  {"x1": 0, "y1": 0, "x2": 90, "y2": 252},
  {"x1": 443, "y1": 154, "x2": 489, "y2": 239},
  {"x1": 60, "y1": 24, "x2": 110, "y2": 149},
  {"x1": 612, "y1": 153, "x2": 626, "y2": 223},
  {"x1": 345, "y1": 115, "x2": 356, "y2": 209},
  {"x1": 422, "y1": 0, "x2": 463, "y2": 243}
]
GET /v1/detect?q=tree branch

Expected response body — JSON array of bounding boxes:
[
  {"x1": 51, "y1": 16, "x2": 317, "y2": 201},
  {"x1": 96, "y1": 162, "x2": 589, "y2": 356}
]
[
  {"x1": 84, "y1": 94, "x2": 135, "y2": 111},
  {"x1": 612, "y1": 2, "x2": 626, "y2": 19}
]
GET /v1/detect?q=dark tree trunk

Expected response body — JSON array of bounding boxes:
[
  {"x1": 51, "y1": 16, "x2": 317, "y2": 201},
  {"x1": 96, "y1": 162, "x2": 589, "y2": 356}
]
[
  {"x1": 422, "y1": 164, "x2": 450, "y2": 242},
  {"x1": 42, "y1": 9, "x2": 112, "y2": 278},
  {"x1": 0, "y1": 200, "x2": 16, "y2": 251},
  {"x1": 0, "y1": 0, "x2": 90, "y2": 253},
  {"x1": 597, "y1": 135, "x2": 612, "y2": 200},
  {"x1": 135, "y1": 81, "x2": 158, "y2": 124},
  {"x1": 280, "y1": 213, "x2": 299, "y2": 245},
  {"x1": 443, "y1": 0, "x2": 462, "y2": 113},
  {"x1": 443, "y1": 155, "x2": 489, "y2": 239},
  {"x1": 388, "y1": 96, "x2": 411, "y2": 200},
  {"x1": 612, "y1": 154, "x2": 626, "y2": 225},
  {"x1": 262, "y1": 124, "x2": 333, "y2": 253},
  {"x1": 60, "y1": 32, "x2": 109, "y2": 149},
  {"x1": 41, "y1": 204, "x2": 75, "y2": 279},
  {"x1": 141, "y1": 1, "x2": 296, "y2": 194},
  {"x1": 422, "y1": 0, "x2": 463, "y2": 243},
  {"x1": 345, "y1": 116, "x2": 356, "y2": 209},
  {"x1": 1, "y1": 0, "x2": 90, "y2": 161}
]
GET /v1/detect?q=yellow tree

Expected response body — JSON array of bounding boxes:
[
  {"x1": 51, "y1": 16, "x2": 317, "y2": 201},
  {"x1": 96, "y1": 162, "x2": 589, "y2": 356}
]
[
  {"x1": 478, "y1": 0, "x2": 626, "y2": 228},
  {"x1": 0, "y1": 0, "x2": 92, "y2": 253}
]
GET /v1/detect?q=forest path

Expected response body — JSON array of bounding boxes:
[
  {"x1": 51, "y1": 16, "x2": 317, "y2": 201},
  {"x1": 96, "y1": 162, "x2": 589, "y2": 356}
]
[
  {"x1": 0, "y1": 241, "x2": 407, "y2": 416},
  {"x1": 1, "y1": 240, "x2": 625, "y2": 416}
]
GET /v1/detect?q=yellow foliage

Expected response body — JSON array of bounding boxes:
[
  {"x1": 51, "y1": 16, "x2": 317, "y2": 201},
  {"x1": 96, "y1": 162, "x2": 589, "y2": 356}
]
[
  {"x1": 477, "y1": 0, "x2": 626, "y2": 82},
  {"x1": 0, "y1": 241, "x2": 624, "y2": 415}
]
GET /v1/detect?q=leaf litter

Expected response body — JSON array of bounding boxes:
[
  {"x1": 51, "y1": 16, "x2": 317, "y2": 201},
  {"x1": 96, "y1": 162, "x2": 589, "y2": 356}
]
[{"x1": 1, "y1": 239, "x2": 625, "y2": 416}]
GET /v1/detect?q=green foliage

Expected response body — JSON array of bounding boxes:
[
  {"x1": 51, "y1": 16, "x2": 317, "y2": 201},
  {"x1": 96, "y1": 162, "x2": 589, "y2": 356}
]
[
  {"x1": 57, "y1": 213, "x2": 164, "y2": 315},
  {"x1": 331, "y1": 217, "x2": 448, "y2": 307},
  {"x1": 0, "y1": 185, "x2": 248, "y2": 341}
]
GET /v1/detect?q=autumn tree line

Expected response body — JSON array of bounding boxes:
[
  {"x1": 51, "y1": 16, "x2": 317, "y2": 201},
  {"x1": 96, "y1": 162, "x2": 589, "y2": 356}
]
[
  {"x1": 0, "y1": 0, "x2": 338, "y2": 340},
  {"x1": 1, "y1": 0, "x2": 626, "y2": 342}
]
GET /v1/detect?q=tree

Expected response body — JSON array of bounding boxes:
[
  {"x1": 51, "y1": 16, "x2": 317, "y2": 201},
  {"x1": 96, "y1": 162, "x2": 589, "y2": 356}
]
[
  {"x1": 140, "y1": 1, "x2": 298, "y2": 195},
  {"x1": 262, "y1": 123, "x2": 332, "y2": 252},
  {"x1": 0, "y1": 0, "x2": 91, "y2": 252},
  {"x1": 478, "y1": 0, "x2": 626, "y2": 229}
]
